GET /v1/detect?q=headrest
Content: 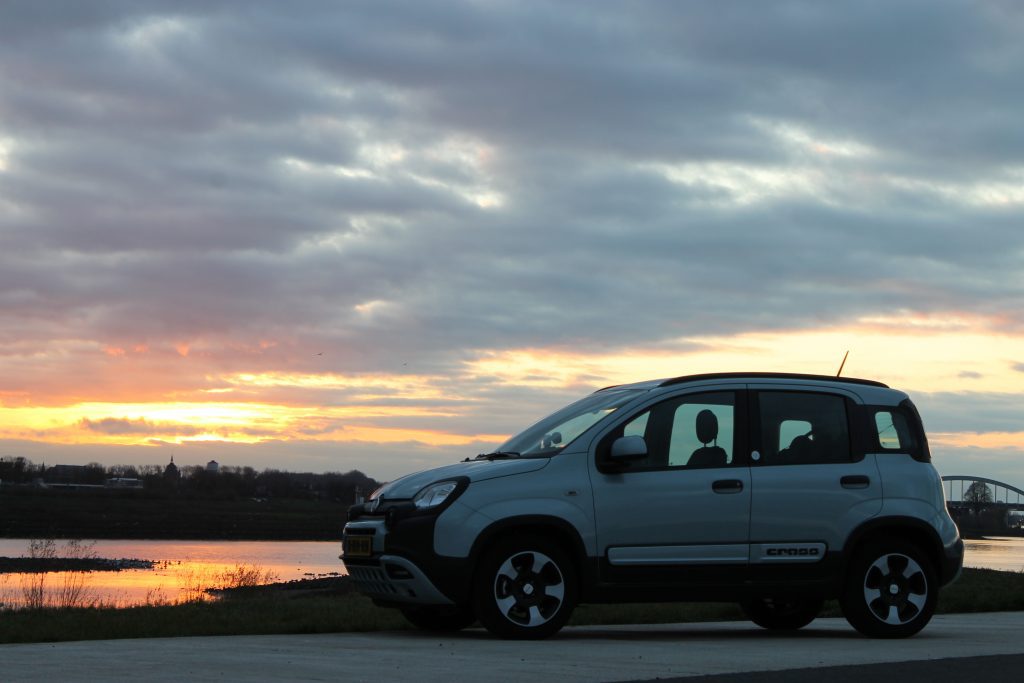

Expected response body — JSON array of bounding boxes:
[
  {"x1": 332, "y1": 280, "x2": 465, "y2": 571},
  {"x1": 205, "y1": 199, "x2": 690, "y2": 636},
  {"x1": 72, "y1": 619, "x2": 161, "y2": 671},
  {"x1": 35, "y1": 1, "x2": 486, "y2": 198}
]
[{"x1": 696, "y1": 409, "x2": 719, "y2": 445}]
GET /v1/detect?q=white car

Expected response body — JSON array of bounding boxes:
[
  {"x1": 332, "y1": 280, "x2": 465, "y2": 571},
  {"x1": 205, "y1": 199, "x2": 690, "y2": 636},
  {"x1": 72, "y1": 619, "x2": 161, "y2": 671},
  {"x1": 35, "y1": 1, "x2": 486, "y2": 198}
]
[{"x1": 342, "y1": 372, "x2": 964, "y2": 639}]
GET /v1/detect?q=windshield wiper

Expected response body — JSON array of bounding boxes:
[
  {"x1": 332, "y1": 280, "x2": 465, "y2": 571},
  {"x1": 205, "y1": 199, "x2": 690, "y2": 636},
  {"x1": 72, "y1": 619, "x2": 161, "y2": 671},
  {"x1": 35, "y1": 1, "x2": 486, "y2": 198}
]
[{"x1": 474, "y1": 451, "x2": 521, "y2": 461}]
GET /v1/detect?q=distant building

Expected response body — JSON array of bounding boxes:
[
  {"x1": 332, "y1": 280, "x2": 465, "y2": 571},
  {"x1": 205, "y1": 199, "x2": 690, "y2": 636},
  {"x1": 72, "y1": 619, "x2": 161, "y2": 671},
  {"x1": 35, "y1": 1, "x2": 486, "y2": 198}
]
[
  {"x1": 206, "y1": 460, "x2": 220, "y2": 473},
  {"x1": 164, "y1": 456, "x2": 180, "y2": 480},
  {"x1": 42, "y1": 464, "x2": 106, "y2": 491},
  {"x1": 48, "y1": 464, "x2": 88, "y2": 483},
  {"x1": 105, "y1": 477, "x2": 143, "y2": 489}
]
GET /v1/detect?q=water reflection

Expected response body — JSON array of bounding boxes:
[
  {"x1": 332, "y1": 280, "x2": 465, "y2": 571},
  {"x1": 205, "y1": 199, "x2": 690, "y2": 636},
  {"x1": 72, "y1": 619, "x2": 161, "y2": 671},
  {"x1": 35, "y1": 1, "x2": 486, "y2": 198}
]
[
  {"x1": 964, "y1": 536, "x2": 1024, "y2": 572},
  {"x1": 0, "y1": 539, "x2": 344, "y2": 609}
]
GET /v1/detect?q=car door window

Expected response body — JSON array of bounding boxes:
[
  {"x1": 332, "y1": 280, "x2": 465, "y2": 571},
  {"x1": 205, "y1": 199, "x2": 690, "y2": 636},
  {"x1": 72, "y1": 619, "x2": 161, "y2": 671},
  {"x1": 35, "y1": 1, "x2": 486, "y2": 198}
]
[
  {"x1": 758, "y1": 391, "x2": 851, "y2": 465},
  {"x1": 668, "y1": 399, "x2": 734, "y2": 467},
  {"x1": 622, "y1": 411, "x2": 649, "y2": 438},
  {"x1": 606, "y1": 392, "x2": 736, "y2": 470}
]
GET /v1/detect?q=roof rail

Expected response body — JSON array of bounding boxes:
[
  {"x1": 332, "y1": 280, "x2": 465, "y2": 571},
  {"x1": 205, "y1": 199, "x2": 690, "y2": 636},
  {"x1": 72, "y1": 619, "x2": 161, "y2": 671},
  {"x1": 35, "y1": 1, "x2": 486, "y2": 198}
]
[{"x1": 657, "y1": 372, "x2": 889, "y2": 389}]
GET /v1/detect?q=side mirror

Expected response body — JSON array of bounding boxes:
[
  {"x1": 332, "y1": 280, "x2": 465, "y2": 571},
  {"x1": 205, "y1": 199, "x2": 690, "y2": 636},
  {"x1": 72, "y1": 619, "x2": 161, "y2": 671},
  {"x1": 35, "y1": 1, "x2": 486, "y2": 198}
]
[{"x1": 610, "y1": 435, "x2": 647, "y2": 460}]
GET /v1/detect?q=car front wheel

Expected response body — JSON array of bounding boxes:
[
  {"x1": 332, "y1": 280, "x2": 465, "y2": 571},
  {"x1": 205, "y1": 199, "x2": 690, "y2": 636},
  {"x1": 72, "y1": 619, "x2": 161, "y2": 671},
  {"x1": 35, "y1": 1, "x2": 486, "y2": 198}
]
[{"x1": 473, "y1": 535, "x2": 576, "y2": 640}]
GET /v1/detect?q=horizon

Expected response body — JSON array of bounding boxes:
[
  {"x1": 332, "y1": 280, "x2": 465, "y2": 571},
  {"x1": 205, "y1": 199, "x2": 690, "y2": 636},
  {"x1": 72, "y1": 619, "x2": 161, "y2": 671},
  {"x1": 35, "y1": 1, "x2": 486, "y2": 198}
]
[
  {"x1": 2, "y1": 455, "x2": 380, "y2": 479},
  {"x1": 1, "y1": 1, "x2": 1021, "y2": 483}
]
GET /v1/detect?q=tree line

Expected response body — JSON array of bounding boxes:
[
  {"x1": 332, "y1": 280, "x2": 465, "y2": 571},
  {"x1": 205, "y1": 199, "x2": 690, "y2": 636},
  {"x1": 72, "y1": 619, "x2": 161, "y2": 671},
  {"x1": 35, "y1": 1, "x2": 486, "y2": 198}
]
[{"x1": 0, "y1": 456, "x2": 380, "y2": 504}]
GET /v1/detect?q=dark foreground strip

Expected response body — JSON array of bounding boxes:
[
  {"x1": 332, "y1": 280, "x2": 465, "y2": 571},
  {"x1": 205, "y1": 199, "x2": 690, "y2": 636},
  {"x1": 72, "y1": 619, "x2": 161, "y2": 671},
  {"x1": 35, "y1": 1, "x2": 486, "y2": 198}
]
[{"x1": 623, "y1": 653, "x2": 1024, "y2": 683}]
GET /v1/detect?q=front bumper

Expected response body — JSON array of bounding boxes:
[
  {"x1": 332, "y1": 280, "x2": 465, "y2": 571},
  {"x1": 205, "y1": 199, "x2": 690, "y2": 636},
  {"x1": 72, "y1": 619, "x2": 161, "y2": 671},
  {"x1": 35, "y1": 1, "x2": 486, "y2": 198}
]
[
  {"x1": 342, "y1": 514, "x2": 472, "y2": 606},
  {"x1": 344, "y1": 555, "x2": 454, "y2": 605}
]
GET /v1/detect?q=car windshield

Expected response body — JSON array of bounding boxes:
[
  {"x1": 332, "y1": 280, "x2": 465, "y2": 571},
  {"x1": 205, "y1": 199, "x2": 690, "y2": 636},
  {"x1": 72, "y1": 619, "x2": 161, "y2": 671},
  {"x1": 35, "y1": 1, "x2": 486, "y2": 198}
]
[{"x1": 495, "y1": 388, "x2": 645, "y2": 456}]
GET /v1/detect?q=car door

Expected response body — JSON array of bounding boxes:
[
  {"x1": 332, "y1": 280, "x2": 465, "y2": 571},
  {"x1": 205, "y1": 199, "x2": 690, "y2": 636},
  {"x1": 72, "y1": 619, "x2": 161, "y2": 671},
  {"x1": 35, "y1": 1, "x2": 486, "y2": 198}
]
[
  {"x1": 747, "y1": 386, "x2": 882, "y2": 571},
  {"x1": 589, "y1": 389, "x2": 751, "y2": 581}
]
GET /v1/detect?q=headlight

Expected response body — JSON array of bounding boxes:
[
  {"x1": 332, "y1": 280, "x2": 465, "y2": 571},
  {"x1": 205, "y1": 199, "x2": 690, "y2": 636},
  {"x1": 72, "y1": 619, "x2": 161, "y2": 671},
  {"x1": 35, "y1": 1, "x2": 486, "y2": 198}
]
[{"x1": 412, "y1": 480, "x2": 460, "y2": 510}]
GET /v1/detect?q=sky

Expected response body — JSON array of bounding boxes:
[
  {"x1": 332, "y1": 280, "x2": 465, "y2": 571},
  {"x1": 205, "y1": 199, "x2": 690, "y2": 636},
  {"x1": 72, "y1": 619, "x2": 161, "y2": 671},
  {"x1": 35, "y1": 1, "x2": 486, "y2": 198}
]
[{"x1": 0, "y1": 0, "x2": 1022, "y2": 483}]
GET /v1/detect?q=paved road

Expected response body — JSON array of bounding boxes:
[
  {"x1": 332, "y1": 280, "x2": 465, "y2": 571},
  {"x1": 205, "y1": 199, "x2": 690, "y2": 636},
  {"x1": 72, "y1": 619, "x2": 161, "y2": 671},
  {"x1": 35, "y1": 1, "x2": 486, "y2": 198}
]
[
  {"x1": 635, "y1": 654, "x2": 1024, "y2": 683},
  {"x1": 4, "y1": 612, "x2": 1024, "y2": 682}
]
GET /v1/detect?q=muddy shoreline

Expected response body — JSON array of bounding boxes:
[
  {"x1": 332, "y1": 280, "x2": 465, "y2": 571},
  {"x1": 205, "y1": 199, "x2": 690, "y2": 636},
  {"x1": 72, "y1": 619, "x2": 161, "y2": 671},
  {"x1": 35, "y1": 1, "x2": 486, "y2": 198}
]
[
  {"x1": 211, "y1": 575, "x2": 354, "y2": 598},
  {"x1": 0, "y1": 557, "x2": 155, "y2": 574}
]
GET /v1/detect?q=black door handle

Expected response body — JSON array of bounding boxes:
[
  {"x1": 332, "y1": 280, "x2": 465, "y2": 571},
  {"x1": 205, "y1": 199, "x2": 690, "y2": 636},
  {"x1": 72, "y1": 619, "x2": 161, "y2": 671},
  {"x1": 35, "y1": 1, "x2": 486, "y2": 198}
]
[
  {"x1": 841, "y1": 475, "x2": 870, "y2": 489},
  {"x1": 712, "y1": 479, "x2": 744, "y2": 494}
]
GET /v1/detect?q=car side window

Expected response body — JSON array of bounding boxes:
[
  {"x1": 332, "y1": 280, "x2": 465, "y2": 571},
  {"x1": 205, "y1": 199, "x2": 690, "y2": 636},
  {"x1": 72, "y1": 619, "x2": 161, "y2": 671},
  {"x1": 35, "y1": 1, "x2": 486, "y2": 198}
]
[
  {"x1": 604, "y1": 392, "x2": 735, "y2": 470},
  {"x1": 758, "y1": 391, "x2": 851, "y2": 465},
  {"x1": 873, "y1": 409, "x2": 918, "y2": 452}
]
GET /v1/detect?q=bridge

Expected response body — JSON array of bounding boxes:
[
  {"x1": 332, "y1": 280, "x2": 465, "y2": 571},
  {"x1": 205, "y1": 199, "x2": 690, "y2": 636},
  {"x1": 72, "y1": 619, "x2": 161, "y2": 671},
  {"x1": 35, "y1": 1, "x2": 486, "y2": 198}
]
[{"x1": 942, "y1": 475, "x2": 1024, "y2": 512}]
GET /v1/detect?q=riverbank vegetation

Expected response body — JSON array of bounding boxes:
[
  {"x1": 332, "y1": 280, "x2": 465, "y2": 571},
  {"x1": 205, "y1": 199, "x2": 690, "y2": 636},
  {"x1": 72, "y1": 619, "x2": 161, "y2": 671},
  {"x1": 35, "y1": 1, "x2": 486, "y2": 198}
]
[
  {"x1": 0, "y1": 457, "x2": 379, "y2": 540},
  {"x1": 0, "y1": 457, "x2": 379, "y2": 502},
  {"x1": 2, "y1": 567, "x2": 1023, "y2": 644},
  {"x1": 0, "y1": 491, "x2": 352, "y2": 540}
]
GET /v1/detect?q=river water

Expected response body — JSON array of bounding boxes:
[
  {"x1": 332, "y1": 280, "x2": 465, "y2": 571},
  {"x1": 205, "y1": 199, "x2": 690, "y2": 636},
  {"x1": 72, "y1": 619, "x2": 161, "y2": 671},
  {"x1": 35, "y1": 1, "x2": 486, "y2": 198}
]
[
  {"x1": 962, "y1": 536, "x2": 1024, "y2": 572},
  {"x1": 0, "y1": 536, "x2": 1021, "y2": 609},
  {"x1": 0, "y1": 538, "x2": 344, "y2": 608}
]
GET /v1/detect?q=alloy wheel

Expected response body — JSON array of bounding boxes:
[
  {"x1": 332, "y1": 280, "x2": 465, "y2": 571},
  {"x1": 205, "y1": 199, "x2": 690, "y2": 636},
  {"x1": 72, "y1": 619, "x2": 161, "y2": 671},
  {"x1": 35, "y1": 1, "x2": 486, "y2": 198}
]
[
  {"x1": 493, "y1": 550, "x2": 566, "y2": 627},
  {"x1": 862, "y1": 552, "x2": 929, "y2": 625}
]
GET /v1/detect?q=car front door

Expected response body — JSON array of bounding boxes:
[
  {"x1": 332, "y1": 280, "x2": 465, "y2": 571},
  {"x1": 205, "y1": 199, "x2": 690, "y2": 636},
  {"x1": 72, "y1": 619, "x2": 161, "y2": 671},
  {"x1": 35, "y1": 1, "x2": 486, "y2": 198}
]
[{"x1": 589, "y1": 389, "x2": 751, "y2": 582}]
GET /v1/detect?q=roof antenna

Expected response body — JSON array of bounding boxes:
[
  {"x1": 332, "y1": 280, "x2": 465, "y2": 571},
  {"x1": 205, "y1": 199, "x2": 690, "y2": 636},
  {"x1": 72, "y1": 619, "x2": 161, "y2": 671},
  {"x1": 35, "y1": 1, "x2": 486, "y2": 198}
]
[{"x1": 836, "y1": 350, "x2": 849, "y2": 377}]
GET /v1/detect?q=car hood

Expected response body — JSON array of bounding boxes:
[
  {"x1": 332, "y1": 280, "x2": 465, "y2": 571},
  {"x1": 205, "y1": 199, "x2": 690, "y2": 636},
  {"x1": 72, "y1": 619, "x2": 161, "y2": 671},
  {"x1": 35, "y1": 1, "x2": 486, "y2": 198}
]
[{"x1": 373, "y1": 457, "x2": 550, "y2": 500}]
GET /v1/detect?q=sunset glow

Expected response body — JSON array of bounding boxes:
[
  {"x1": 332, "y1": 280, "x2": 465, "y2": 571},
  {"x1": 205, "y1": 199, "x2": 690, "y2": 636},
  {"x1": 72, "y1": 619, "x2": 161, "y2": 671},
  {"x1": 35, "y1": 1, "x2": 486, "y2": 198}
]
[{"x1": 1, "y1": 317, "x2": 1019, "y2": 474}]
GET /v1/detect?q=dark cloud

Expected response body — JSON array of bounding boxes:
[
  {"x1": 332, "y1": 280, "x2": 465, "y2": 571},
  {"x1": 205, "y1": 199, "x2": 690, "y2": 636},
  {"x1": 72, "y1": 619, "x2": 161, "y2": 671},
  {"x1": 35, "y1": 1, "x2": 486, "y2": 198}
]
[
  {"x1": 79, "y1": 417, "x2": 202, "y2": 436},
  {"x1": 913, "y1": 392, "x2": 1024, "y2": 436},
  {"x1": 1, "y1": 1, "x2": 1023, "y2": 475}
]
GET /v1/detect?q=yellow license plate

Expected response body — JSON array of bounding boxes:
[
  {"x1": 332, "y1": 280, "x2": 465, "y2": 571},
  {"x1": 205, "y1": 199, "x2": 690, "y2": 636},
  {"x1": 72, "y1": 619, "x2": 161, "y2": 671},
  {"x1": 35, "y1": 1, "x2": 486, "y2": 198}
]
[{"x1": 345, "y1": 536, "x2": 373, "y2": 558}]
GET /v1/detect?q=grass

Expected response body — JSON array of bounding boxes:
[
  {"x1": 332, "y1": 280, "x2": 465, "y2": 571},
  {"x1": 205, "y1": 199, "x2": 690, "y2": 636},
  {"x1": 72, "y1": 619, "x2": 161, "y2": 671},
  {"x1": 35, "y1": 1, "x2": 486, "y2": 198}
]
[
  {"x1": 1, "y1": 567, "x2": 1022, "y2": 645},
  {"x1": 0, "y1": 595, "x2": 408, "y2": 644}
]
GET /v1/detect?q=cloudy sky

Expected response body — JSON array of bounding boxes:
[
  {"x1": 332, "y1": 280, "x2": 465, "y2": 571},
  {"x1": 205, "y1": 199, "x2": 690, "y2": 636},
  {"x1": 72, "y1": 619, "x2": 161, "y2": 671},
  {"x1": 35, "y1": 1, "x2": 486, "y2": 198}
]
[{"x1": 1, "y1": 0, "x2": 1021, "y2": 483}]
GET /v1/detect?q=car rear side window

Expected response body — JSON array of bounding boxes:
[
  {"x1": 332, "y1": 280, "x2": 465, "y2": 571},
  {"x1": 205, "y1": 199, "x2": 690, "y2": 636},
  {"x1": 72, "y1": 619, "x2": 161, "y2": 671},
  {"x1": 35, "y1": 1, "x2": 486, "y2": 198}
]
[
  {"x1": 873, "y1": 409, "x2": 919, "y2": 452},
  {"x1": 758, "y1": 391, "x2": 851, "y2": 465}
]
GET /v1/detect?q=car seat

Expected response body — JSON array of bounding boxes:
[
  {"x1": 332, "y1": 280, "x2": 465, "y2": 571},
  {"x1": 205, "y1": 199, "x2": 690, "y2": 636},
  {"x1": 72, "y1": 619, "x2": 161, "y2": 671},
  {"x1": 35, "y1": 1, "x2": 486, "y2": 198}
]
[{"x1": 688, "y1": 409, "x2": 728, "y2": 467}]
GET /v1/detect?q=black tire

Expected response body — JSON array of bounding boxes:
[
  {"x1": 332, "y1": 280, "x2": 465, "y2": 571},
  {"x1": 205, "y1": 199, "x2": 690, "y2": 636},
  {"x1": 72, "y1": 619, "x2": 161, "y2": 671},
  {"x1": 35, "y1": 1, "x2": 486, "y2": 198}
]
[
  {"x1": 473, "y1": 535, "x2": 576, "y2": 640},
  {"x1": 399, "y1": 605, "x2": 477, "y2": 632},
  {"x1": 740, "y1": 597, "x2": 823, "y2": 630},
  {"x1": 841, "y1": 540, "x2": 937, "y2": 638}
]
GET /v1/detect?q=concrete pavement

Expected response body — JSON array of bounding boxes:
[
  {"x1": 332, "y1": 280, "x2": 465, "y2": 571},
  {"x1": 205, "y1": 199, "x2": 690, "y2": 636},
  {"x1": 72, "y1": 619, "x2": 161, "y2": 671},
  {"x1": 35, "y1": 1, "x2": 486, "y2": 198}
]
[{"x1": 3, "y1": 611, "x2": 1024, "y2": 682}]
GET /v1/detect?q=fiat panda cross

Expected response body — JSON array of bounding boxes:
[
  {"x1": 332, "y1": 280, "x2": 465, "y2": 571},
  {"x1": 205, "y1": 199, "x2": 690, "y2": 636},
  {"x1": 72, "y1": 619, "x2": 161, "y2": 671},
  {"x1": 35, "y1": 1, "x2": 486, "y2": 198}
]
[{"x1": 341, "y1": 373, "x2": 963, "y2": 639}]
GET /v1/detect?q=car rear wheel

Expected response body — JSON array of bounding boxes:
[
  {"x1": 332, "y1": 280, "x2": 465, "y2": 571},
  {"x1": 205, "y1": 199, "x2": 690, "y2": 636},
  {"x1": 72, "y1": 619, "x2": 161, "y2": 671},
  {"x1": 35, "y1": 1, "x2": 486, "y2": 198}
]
[
  {"x1": 741, "y1": 597, "x2": 823, "y2": 630},
  {"x1": 399, "y1": 605, "x2": 477, "y2": 632},
  {"x1": 841, "y1": 540, "x2": 937, "y2": 638},
  {"x1": 473, "y1": 535, "x2": 576, "y2": 640}
]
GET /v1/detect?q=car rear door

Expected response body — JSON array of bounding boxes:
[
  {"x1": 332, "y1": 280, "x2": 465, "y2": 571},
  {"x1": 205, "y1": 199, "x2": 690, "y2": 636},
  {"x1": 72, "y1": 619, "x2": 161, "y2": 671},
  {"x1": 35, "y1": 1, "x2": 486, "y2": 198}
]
[{"x1": 747, "y1": 385, "x2": 882, "y2": 572}]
